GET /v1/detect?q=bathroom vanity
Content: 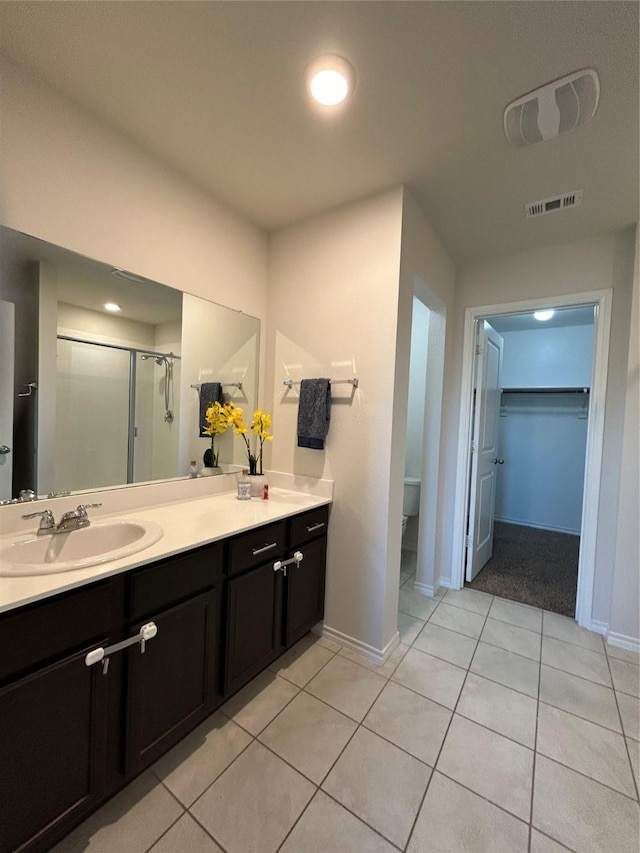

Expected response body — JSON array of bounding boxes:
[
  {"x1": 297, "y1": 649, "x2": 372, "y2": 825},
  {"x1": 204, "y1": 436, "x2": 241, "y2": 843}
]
[{"x1": 0, "y1": 490, "x2": 329, "y2": 853}]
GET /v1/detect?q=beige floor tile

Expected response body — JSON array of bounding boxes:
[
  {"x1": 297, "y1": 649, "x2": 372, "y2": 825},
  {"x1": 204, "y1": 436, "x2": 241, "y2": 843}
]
[
  {"x1": 407, "y1": 771, "x2": 528, "y2": 853},
  {"x1": 305, "y1": 654, "x2": 386, "y2": 721},
  {"x1": 481, "y1": 617, "x2": 541, "y2": 662},
  {"x1": 606, "y1": 643, "x2": 640, "y2": 666},
  {"x1": 470, "y1": 642, "x2": 539, "y2": 698},
  {"x1": 258, "y1": 691, "x2": 357, "y2": 784},
  {"x1": 529, "y1": 828, "x2": 573, "y2": 852},
  {"x1": 539, "y1": 665, "x2": 621, "y2": 732},
  {"x1": 314, "y1": 634, "x2": 342, "y2": 652},
  {"x1": 51, "y1": 771, "x2": 183, "y2": 853},
  {"x1": 533, "y1": 754, "x2": 640, "y2": 853},
  {"x1": 339, "y1": 641, "x2": 409, "y2": 678},
  {"x1": 269, "y1": 636, "x2": 336, "y2": 687},
  {"x1": 617, "y1": 691, "x2": 640, "y2": 741},
  {"x1": 429, "y1": 601, "x2": 486, "y2": 639},
  {"x1": 363, "y1": 680, "x2": 451, "y2": 765},
  {"x1": 220, "y1": 670, "x2": 300, "y2": 735},
  {"x1": 398, "y1": 589, "x2": 439, "y2": 621},
  {"x1": 152, "y1": 711, "x2": 252, "y2": 806},
  {"x1": 413, "y1": 621, "x2": 477, "y2": 669},
  {"x1": 542, "y1": 636, "x2": 611, "y2": 687},
  {"x1": 148, "y1": 814, "x2": 223, "y2": 853},
  {"x1": 191, "y1": 741, "x2": 315, "y2": 853},
  {"x1": 536, "y1": 703, "x2": 637, "y2": 797},
  {"x1": 610, "y1": 656, "x2": 640, "y2": 698},
  {"x1": 489, "y1": 597, "x2": 542, "y2": 633},
  {"x1": 437, "y1": 715, "x2": 534, "y2": 820},
  {"x1": 443, "y1": 586, "x2": 493, "y2": 616},
  {"x1": 392, "y1": 647, "x2": 466, "y2": 709},
  {"x1": 279, "y1": 790, "x2": 397, "y2": 853},
  {"x1": 322, "y1": 727, "x2": 431, "y2": 849},
  {"x1": 398, "y1": 611, "x2": 426, "y2": 645},
  {"x1": 401, "y1": 572, "x2": 417, "y2": 589},
  {"x1": 456, "y1": 672, "x2": 537, "y2": 747},
  {"x1": 542, "y1": 611, "x2": 605, "y2": 653},
  {"x1": 627, "y1": 737, "x2": 639, "y2": 789}
]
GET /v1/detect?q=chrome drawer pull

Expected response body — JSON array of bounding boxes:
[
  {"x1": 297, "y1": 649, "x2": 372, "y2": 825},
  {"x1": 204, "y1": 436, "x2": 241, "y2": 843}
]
[
  {"x1": 306, "y1": 522, "x2": 325, "y2": 533},
  {"x1": 252, "y1": 542, "x2": 278, "y2": 556}
]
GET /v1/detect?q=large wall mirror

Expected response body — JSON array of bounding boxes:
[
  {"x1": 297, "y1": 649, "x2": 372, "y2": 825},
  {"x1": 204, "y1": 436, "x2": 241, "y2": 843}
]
[{"x1": 0, "y1": 226, "x2": 260, "y2": 501}]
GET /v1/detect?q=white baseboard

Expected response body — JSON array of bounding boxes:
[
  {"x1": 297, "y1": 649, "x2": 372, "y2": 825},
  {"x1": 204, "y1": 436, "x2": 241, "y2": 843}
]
[
  {"x1": 494, "y1": 516, "x2": 580, "y2": 536},
  {"x1": 588, "y1": 619, "x2": 608, "y2": 636},
  {"x1": 606, "y1": 631, "x2": 640, "y2": 653},
  {"x1": 321, "y1": 624, "x2": 400, "y2": 665},
  {"x1": 414, "y1": 580, "x2": 441, "y2": 599},
  {"x1": 438, "y1": 577, "x2": 456, "y2": 590}
]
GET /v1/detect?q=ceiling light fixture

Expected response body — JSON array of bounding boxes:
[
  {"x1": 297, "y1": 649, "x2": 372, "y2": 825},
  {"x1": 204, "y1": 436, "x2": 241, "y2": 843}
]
[
  {"x1": 534, "y1": 310, "x2": 555, "y2": 322},
  {"x1": 104, "y1": 302, "x2": 121, "y2": 312},
  {"x1": 306, "y1": 55, "x2": 355, "y2": 106}
]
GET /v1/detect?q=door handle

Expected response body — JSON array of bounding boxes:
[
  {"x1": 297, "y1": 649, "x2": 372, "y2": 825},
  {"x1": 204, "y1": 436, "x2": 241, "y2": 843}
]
[
  {"x1": 0, "y1": 445, "x2": 10, "y2": 455},
  {"x1": 493, "y1": 458, "x2": 504, "y2": 464}
]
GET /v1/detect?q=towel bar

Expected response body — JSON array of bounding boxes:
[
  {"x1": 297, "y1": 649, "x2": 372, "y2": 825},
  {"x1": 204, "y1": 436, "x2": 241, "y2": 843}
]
[{"x1": 283, "y1": 378, "x2": 358, "y2": 389}]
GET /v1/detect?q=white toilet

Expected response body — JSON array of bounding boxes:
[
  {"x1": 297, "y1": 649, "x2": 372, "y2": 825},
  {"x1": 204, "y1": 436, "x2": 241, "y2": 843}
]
[{"x1": 402, "y1": 476, "x2": 421, "y2": 539}]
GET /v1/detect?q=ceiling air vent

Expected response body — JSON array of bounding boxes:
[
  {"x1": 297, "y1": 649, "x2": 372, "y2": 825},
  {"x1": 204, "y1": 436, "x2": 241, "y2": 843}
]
[{"x1": 525, "y1": 190, "x2": 583, "y2": 219}]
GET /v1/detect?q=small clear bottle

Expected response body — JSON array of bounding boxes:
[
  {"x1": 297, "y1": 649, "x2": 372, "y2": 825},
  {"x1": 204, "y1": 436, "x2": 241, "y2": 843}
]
[
  {"x1": 237, "y1": 468, "x2": 252, "y2": 500},
  {"x1": 189, "y1": 460, "x2": 198, "y2": 478}
]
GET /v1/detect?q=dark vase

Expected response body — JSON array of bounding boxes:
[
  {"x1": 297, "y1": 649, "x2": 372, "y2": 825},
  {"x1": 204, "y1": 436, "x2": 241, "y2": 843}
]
[{"x1": 203, "y1": 448, "x2": 214, "y2": 468}]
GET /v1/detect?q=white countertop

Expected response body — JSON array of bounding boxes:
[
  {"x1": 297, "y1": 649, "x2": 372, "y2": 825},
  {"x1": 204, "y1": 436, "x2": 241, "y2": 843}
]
[{"x1": 0, "y1": 487, "x2": 331, "y2": 614}]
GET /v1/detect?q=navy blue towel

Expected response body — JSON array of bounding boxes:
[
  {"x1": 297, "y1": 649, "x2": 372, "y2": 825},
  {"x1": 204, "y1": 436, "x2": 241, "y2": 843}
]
[
  {"x1": 199, "y1": 382, "x2": 224, "y2": 437},
  {"x1": 297, "y1": 378, "x2": 331, "y2": 450}
]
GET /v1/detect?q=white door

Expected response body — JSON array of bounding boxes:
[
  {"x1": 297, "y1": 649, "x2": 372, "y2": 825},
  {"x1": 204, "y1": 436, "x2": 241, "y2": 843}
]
[
  {"x1": 0, "y1": 300, "x2": 15, "y2": 500},
  {"x1": 466, "y1": 321, "x2": 504, "y2": 581}
]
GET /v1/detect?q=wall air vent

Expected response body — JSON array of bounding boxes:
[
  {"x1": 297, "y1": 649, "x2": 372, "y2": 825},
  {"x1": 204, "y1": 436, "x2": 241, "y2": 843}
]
[{"x1": 525, "y1": 190, "x2": 583, "y2": 219}]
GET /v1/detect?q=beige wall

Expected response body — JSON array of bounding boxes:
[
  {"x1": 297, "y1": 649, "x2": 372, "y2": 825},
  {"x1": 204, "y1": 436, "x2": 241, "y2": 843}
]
[
  {"x1": 447, "y1": 229, "x2": 637, "y2": 629},
  {"x1": 609, "y1": 227, "x2": 639, "y2": 644},
  {"x1": 0, "y1": 57, "x2": 268, "y2": 324},
  {"x1": 267, "y1": 188, "x2": 404, "y2": 654}
]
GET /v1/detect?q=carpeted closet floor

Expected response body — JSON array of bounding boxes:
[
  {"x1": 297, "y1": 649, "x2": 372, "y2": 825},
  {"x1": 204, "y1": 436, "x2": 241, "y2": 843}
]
[{"x1": 467, "y1": 521, "x2": 579, "y2": 617}]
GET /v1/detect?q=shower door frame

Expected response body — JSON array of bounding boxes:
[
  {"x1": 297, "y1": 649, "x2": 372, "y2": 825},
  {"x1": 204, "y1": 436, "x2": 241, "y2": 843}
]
[{"x1": 57, "y1": 335, "x2": 178, "y2": 485}]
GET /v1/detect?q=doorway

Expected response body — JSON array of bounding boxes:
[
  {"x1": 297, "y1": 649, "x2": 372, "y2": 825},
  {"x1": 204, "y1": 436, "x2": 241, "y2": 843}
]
[
  {"x1": 465, "y1": 306, "x2": 595, "y2": 615},
  {"x1": 452, "y1": 288, "x2": 612, "y2": 630}
]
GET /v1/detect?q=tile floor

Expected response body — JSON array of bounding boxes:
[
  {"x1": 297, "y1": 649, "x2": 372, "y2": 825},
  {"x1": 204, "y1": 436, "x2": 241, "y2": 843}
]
[{"x1": 53, "y1": 574, "x2": 639, "y2": 853}]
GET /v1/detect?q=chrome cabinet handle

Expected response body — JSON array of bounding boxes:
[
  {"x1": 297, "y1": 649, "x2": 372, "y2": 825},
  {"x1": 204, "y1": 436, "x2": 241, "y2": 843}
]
[
  {"x1": 252, "y1": 542, "x2": 278, "y2": 556},
  {"x1": 306, "y1": 522, "x2": 325, "y2": 533},
  {"x1": 493, "y1": 458, "x2": 505, "y2": 465}
]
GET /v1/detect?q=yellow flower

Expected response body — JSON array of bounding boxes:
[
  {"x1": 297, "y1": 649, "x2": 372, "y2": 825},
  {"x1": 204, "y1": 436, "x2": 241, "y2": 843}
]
[
  {"x1": 251, "y1": 410, "x2": 273, "y2": 440},
  {"x1": 203, "y1": 401, "x2": 230, "y2": 436},
  {"x1": 226, "y1": 402, "x2": 248, "y2": 435}
]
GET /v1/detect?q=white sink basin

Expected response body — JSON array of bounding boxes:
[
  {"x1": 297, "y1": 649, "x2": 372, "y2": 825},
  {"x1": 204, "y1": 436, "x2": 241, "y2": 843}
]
[{"x1": 0, "y1": 520, "x2": 163, "y2": 576}]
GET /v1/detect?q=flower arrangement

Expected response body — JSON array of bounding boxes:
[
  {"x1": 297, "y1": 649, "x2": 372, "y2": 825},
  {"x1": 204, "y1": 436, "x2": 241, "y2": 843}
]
[
  {"x1": 226, "y1": 403, "x2": 273, "y2": 475},
  {"x1": 202, "y1": 401, "x2": 230, "y2": 468}
]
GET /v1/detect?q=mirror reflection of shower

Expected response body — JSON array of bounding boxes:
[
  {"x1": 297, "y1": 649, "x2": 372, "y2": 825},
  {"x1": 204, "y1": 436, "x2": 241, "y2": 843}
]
[{"x1": 140, "y1": 351, "x2": 175, "y2": 423}]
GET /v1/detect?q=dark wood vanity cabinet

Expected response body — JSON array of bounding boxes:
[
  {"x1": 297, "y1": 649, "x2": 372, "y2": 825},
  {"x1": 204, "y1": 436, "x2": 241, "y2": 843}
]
[
  {"x1": 223, "y1": 505, "x2": 329, "y2": 693},
  {"x1": 0, "y1": 503, "x2": 328, "y2": 853}
]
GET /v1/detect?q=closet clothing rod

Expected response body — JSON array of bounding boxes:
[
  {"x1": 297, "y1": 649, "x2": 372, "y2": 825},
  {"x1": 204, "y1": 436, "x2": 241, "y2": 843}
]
[
  {"x1": 283, "y1": 378, "x2": 359, "y2": 389},
  {"x1": 501, "y1": 387, "x2": 589, "y2": 394}
]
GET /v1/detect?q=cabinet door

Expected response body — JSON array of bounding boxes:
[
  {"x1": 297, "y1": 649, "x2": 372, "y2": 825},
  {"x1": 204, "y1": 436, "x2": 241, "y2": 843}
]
[
  {"x1": 285, "y1": 536, "x2": 327, "y2": 648},
  {"x1": 224, "y1": 562, "x2": 282, "y2": 696},
  {"x1": 125, "y1": 588, "x2": 218, "y2": 776},
  {"x1": 0, "y1": 649, "x2": 108, "y2": 853}
]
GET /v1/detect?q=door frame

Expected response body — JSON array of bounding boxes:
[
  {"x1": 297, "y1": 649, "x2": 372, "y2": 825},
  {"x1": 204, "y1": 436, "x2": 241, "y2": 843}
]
[{"x1": 451, "y1": 288, "x2": 613, "y2": 630}]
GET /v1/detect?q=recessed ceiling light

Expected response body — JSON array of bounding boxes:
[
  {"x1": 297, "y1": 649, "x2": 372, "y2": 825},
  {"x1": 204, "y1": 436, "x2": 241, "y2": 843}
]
[
  {"x1": 534, "y1": 310, "x2": 555, "y2": 321},
  {"x1": 104, "y1": 302, "x2": 121, "y2": 312},
  {"x1": 306, "y1": 55, "x2": 355, "y2": 106}
]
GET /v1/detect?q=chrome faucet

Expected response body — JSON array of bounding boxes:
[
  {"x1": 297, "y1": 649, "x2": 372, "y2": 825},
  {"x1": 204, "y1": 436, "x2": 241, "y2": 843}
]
[{"x1": 22, "y1": 503, "x2": 102, "y2": 535}]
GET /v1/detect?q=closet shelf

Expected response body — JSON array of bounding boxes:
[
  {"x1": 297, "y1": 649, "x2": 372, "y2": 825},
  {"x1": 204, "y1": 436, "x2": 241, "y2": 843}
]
[{"x1": 501, "y1": 387, "x2": 589, "y2": 394}]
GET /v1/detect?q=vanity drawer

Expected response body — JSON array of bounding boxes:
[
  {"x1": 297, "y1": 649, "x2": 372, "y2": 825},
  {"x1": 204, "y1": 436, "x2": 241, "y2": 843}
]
[
  {"x1": 289, "y1": 505, "x2": 329, "y2": 547},
  {"x1": 0, "y1": 580, "x2": 116, "y2": 684},
  {"x1": 128, "y1": 542, "x2": 223, "y2": 623},
  {"x1": 227, "y1": 521, "x2": 287, "y2": 577}
]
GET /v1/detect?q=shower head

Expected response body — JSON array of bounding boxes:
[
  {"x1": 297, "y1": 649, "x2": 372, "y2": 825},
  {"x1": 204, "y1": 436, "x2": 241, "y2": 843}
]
[{"x1": 140, "y1": 354, "x2": 166, "y2": 365}]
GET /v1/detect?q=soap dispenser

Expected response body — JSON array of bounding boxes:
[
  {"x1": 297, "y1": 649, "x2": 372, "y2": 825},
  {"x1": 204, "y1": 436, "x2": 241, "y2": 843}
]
[{"x1": 237, "y1": 469, "x2": 251, "y2": 500}]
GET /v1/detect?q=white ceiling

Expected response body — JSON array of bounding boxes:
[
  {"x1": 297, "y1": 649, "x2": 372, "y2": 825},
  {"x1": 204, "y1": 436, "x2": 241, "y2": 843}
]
[
  {"x1": 488, "y1": 306, "x2": 595, "y2": 333},
  {"x1": 0, "y1": 1, "x2": 638, "y2": 264}
]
